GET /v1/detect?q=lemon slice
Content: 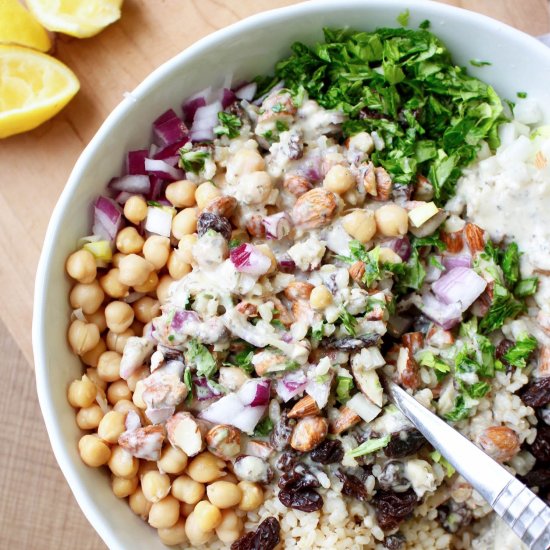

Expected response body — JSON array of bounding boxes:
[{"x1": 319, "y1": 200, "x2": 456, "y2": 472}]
[
  {"x1": 0, "y1": 45, "x2": 80, "y2": 138},
  {"x1": 26, "y1": 0, "x2": 123, "y2": 39},
  {"x1": 0, "y1": 0, "x2": 52, "y2": 52}
]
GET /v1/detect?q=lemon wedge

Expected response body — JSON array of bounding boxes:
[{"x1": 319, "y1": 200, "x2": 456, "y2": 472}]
[
  {"x1": 0, "y1": 0, "x2": 52, "y2": 52},
  {"x1": 26, "y1": 0, "x2": 123, "y2": 39},
  {"x1": 0, "y1": 45, "x2": 80, "y2": 138}
]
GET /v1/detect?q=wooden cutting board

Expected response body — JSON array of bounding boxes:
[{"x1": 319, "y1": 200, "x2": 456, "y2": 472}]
[{"x1": 0, "y1": 1, "x2": 548, "y2": 549}]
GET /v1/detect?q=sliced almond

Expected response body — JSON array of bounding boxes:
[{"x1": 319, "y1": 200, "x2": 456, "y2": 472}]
[
  {"x1": 402, "y1": 332, "x2": 424, "y2": 355},
  {"x1": 373, "y1": 166, "x2": 392, "y2": 201},
  {"x1": 464, "y1": 223, "x2": 485, "y2": 253},
  {"x1": 477, "y1": 426, "x2": 520, "y2": 462},
  {"x1": 440, "y1": 229, "x2": 464, "y2": 253},
  {"x1": 244, "y1": 440, "x2": 274, "y2": 460},
  {"x1": 426, "y1": 325, "x2": 455, "y2": 348},
  {"x1": 414, "y1": 174, "x2": 434, "y2": 201},
  {"x1": 290, "y1": 415, "x2": 329, "y2": 452},
  {"x1": 349, "y1": 261, "x2": 366, "y2": 285},
  {"x1": 166, "y1": 412, "x2": 205, "y2": 457},
  {"x1": 205, "y1": 424, "x2": 242, "y2": 460},
  {"x1": 202, "y1": 195, "x2": 237, "y2": 217},
  {"x1": 396, "y1": 346, "x2": 421, "y2": 390},
  {"x1": 288, "y1": 395, "x2": 321, "y2": 419},
  {"x1": 537, "y1": 345, "x2": 550, "y2": 378},
  {"x1": 284, "y1": 280, "x2": 315, "y2": 301},
  {"x1": 291, "y1": 188, "x2": 338, "y2": 229},
  {"x1": 360, "y1": 161, "x2": 377, "y2": 196},
  {"x1": 236, "y1": 301, "x2": 258, "y2": 317},
  {"x1": 245, "y1": 214, "x2": 266, "y2": 238},
  {"x1": 118, "y1": 424, "x2": 165, "y2": 461},
  {"x1": 329, "y1": 406, "x2": 361, "y2": 435}
]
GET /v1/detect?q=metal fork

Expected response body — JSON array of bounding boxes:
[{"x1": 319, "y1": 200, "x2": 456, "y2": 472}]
[{"x1": 384, "y1": 379, "x2": 550, "y2": 550}]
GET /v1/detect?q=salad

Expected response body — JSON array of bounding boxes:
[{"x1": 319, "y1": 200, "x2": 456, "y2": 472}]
[{"x1": 64, "y1": 22, "x2": 550, "y2": 550}]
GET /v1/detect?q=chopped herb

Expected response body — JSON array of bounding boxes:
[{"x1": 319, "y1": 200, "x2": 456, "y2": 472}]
[
  {"x1": 185, "y1": 339, "x2": 218, "y2": 378},
  {"x1": 443, "y1": 394, "x2": 471, "y2": 422},
  {"x1": 347, "y1": 435, "x2": 391, "y2": 457},
  {"x1": 168, "y1": 334, "x2": 175, "y2": 342},
  {"x1": 470, "y1": 59, "x2": 492, "y2": 67},
  {"x1": 429, "y1": 256, "x2": 445, "y2": 270},
  {"x1": 517, "y1": 91, "x2": 528, "y2": 99},
  {"x1": 261, "y1": 130, "x2": 274, "y2": 142},
  {"x1": 214, "y1": 112, "x2": 242, "y2": 139},
  {"x1": 430, "y1": 450, "x2": 455, "y2": 477},
  {"x1": 183, "y1": 367, "x2": 193, "y2": 393},
  {"x1": 501, "y1": 242, "x2": 520, "y2": 286},
  {"x1": 336, "y1": 376, "x2": 355, "y2": 404},
  {"x1": 396, "y1": 9, "x2": 410, "y2": 27},
  {"x1": 413, "y1": 235, "x2": 447, "y2": 250},
  {"x1": 391, "y1": 249, "x2": 426, "y2": 294},
  {"x1": 271, "y1": 102, "x2": 285, "y2": 113},
  {"x1": 418, "y1": 351, "x2": 451, "y2": 374},
  {"x1": 466, "y1": 381, "x2": 491, "y2": 398},
  {"x1": 476, "y1": 334, "x2": 495, "y2": 377},
  {"x1": 275, "y1": 120, "x2": 289, "y2": 132},
  {"x1": 228, "y1": 238, "x2": 241, "y2": 249},
  {"x1": 479, "y1": 282, "x2": 524, "y2": 334},
  {"x1": 311, "y1": 322, "x2": 326, "y2": 342},
  {"x1": 419, "y1": 19, "x2": 431, "y2": 30},
  {"x1": 253, "y1": 74, "x2": 279, "y2": 99},
  {"x1": 233, "y1": 349, "x2": 255, "y2": 374},
  {"x1": 178, "y1": 147, "x2": 209, "y2": 174},
  {"x1": 271, "y1": 319, "x2": 286, "y2": 329},
  {"x1": 338, "y1": 307, "x2": 357, "y2": 336},
  {"x1": 503, "y1": 334, "x2": 538, "y2": 368},
  {"x1": 253, "y1": 416, "x2": 274, "y2": 437},
  {"x1": 147, "y1": 200, "x2": 162, "y2": 207},
  {"x1": 515, "y1": 277, "x2": 538, "y2": 297},
  {"x1": 338, "y1": 241, "x2": 381, "y2": 287}
]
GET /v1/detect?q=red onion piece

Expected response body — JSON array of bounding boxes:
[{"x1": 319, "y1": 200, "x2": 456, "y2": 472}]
[
  {"x1": 148, "y1": 177, "x2": 167, "y2": 201},
  {"x1": 126, "y1": 149, "x2": 148, "y2": 175},
  {"x1": 144, "y1": 158, "x2": 185, "y2": 182},
  {"x1": 221, "y1": 88, "x2": 236, "y2": 108},
  {"x1": 384, "y1": 236, "x2": 412, "y2": 261},
  {"x1": 171, "y1": 309, "x2": 199, "y2": 331},
  {"x1": 153, "y1": 139, "x2": 189, "y2": 162},
  {"x1": 194, "y1": 376, "x2": 224, "y2": 401},
  {"x1": 419, "y1": 292, "x2": 462, "y2": 330},
  {"x1": 263, "y1": 212, "x2": 292, "y2": 240},
  {"x1": 425, "y1": 257, "x2": 444, "y2": 283},
  {"x1": 276, "y1": 370, "x2": 307, "y2": 402},
  {"x1": 114, "y1": 191, "x2": 133, "y2": 205},
  {"x1": 190, "y1": 101, "x2": 222, "y2": 142},
  {"x1": 235, "y1": 82, "x2": 257, "y2": 101},
  {"x1": 238, "y1": 379, "x2": 271, "y2": 407},
  {"x1": 108, "y1": 174, "x2": 151, "y2": 194},
  {"x1": 253, "y1": 80, "x2": 284, "y2": 106},
  {"x1": 92, "y1": 196, "x2": 123, "y2": 242},
  {"x1": 153, "y1": 109, "x2": 188, "y2": 146},
  {"x1": 442, "y1": 255, "x2": 472, "y2": 270},
  {"x1": 230, "y1": 243, "x2": 271, "y2": 276},
  {"x1": 182, "y1": 96, "x2": 207, "y2": 124},
  {"x1": 432, "y1": 267, "x2": 487, "y2": 312},
  {"x1": 277, "y1": 256, "x2": 296, "y2": 274}
]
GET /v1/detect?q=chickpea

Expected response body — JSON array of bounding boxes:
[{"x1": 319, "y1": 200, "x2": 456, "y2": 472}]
[
  {"x1": 180, "y1": 501, "x2": 195, "y2": 517},
  {"x1": 342, "y1": 210, "x2": 377, "y2": 243},
  {"x1": 116, "y1": 227, "x2": 145, "y2": 254},
  {"x1": 99, "y1": 268, "x2": 129, "y2": 299},
  {"x1": 118, "y1": 254, "x2": 154, "y2": 287},
  {"x1": 107, "y1": 380, "x2": 132, "y2": 405},
  {"x1": 86, "y1": 367, "x2": 107, "y2": 391},
  {"x1": 158, "y1": 445, "x2": 188, "y2": 475},
  {"x1": 126, "y1": 366, "x2": 149, "y2": 392},
  {"x1": 81, "y1": 338, "x2": 107, "y2": 367},
  {"x1": 85, "y1": 307, "x2": 107, "y2": 333},
  {"x1": 194, "y1": 500, "x2": 222, "y2": 532},
  {"x1": 166, "y1": 180, "x2": 197, "y2": 208},
  {"x1": 172, "y1": 207, "x2": 198, "y2": 239},
  {"x1": 379, "y1": 247, "x2": 402, "y2": 264},
  {"x1": 254, "y1": 243, "x2": 277, "y2": 274},
  {"x1": 69, "y1": 280, "x2": 104, "y2": 315},
  {"x1": 142, "y1": 470, "x2": 171, "y2": 503},
  {"x1": 106, "y1": 328, "x2": 134, "y2": 354},
  {"x1": 184, "y1": 512, "x2": 214, "y2": 546},
  {"x1": 237, "y1": 481, "x2": 264, "y2": 511},
  {"x1": 97, "y1": 350, "x2": 122, "y2": 382},
  {"x1": 76, "y1": 404, "x2": 104, "y2": 430},
  {"x1": 132, "y1": 381, "x2": 146, "y2": 409},
  {"x1": 68, "y1": 320, "x2": 100, "y2": 356},
  {"x1": 108, "y1": 446, "x2": 139, "y2": 478},
  {"x1": 375, "y1": 204, "x2": 409, "y2": 237},
  {"x1": 142, "y1": 235, "x2": 171, "y2": 270},
  {"x1": 171, "y1": 475, "x2": 205, "y2": 504},
  {"x1": 133, "y1": 271, "x2": 159, "y2": 293},
  {"x1": 323, "y1": 165, "x2": 356, "y2": 195},
  {"x1": 112, "y1": 252, "x2": 126, "y2": 268},
  {"x1": 124, "y1": 195, "x2": 148, "y2": 224},
  {"x1": 158, "y1": 518, "x2": 187, "y2": 546},
  {"x1": 113, "y1": 399, "x2": 141, "y2": 417},
  {"x1": 227, "y1": 148, "x2": 265, "y2": 181},
  {"x1": 177, "y1": 233, "x2": 198, "y2": 264},
  {"x1": 215, "y1": 509, "x2": 244, "y2": 544},
  {"x1": 78, "y1": 434, "x2": 111, "y2": 467},
  {"x1": 148, "y1": 495, "x2": 180, "y2": 529},
  {"x1": 167, "y1": 250, "x2": 191, "y2": 280},
  {"x1": 133, "y1": 296, "x2": 160, "y2": 324},
  {"x1": 138, "y1": 460, "x2": 159, "y2": 478},
  {"x1": 309, "y1": 285, "x2": 333, "y2": 310},
  {"x1": 195, "y1": 182, "x2": 221, "y2": 210},
  {"x1": 186, "y1": 452, "x2": 225, "y2": 483},
  {"x1": 347, "y1": 131, "x2": 374, "y2": 154},
  {"x1": 239, "y1": 171, "x2": 272, "y2": 205},
  {"x1": 98, "y1": 410, "x2": 126, "y2": 443},
  {"x1": 104, "y1": 301, "x2": 134, "y2": 334},
  {"x1": 130, "y1": 319, "x2": 145, "y2": 337},
  {"x1": 206, "y1": 481, "x2": 242, "y2": 509},
  {"x1": 112, "y1": 475, "x2": 138, "y2": 498},
  {"x1": 156, "y1": 274, "x2": 174, "y2": 305},
  {"x1": 66, "y1": 249, "x2": 97, "y2": 284},
  {"x1": 129, "y1": 487, "x2": 152, "y2": 519}
]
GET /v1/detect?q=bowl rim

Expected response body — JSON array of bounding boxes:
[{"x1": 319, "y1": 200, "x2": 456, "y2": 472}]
[{"x1": 32, "y1": 0, "x2": 550, "y2": 547}]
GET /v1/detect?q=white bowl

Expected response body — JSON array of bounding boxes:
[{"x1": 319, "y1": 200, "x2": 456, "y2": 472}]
[{"x1": 33, "y1": 1, "x2": 550, "y2": 548}]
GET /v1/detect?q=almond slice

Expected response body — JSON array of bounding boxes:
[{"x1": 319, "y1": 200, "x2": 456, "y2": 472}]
[
  {"x1": 440, "y1": 229, "x2": 464, "y2": 253},
  {"x1": 288, "y1": 395, "x2": 321, "y2": 419},
  {"x1": 464, "y1": 223, "x2": 485, "y2": 253},
  {"x1": 329, "y1": 406, "x2": 361, "y2": 435}
]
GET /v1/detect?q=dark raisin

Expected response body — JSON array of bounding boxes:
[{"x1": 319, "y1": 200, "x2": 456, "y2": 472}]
[
  {"x1": 373, "y1": 489, "x2": 418, "y2": 531},
  {"x1": 270, "y1": 411, "x2": 295, "y2": 452},
  {"x1": 335, "y1": 469, "x2": 370, "y2": 502},
  {"x1": 384, "y1": 429, "x2": 427, "y2": 459},
  {"x1": 437, "y1": 500, "x2": 472, "y2": 533},
  {"x1": 231, "y1": 517, "x2": 280, "y2": 550},
  {"x1": 377, "y1": 461, "x2": 411, "y2": 493},
  {"x1": 278, "y1": 487, "x2": 323, "y2": 512},
  {"x1": 384, "y1": 533, "x2": 406, "y2": 550},
  {"x1": 531, "y1": 426, "x2": 550, "y2": 462},
  {"x1": 197, "y1": 212, "x2": 232, "y2": 240},
  {"x1": 496, "y1": 339, "x2": 514, "y2": 370},
  {"x1": 310, "y1": 439, "x2": 344, "y2": 464},
  {"x1": 520, "y1": 377, "x2": 550, "y2": 407},
  {"x1": 278, "y1": 463, "x2": 320, "y2": 491},
  {"x1": 392, "y1": 184, "x2": 413, "y2": 202},
  {"x1": 320, "y1": 333, "x2": 381, "y2": 351},
  {"x1": 521, "y1": 468, "x2": 550, "y2": 488},
  {"x1": 276, "y1": 450, "x2": 300, "y2": 472}
]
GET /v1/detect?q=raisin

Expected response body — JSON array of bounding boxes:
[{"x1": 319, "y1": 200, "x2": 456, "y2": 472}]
[
  {"x1": 373, "y1": 489, "x2": 418, "y2": 531},
  {"x1": 270, "y1": 411, "x2": 295, "y2": 452},
  {"x1": 278, "y1": 463, "x2": 320, "y2": 491},
  {"x1": 384, "y1": 533, "x2": 406, "y2": 550},
  {"x1": 521, "y1": 468, "x2": 550, "y2": 488},
  {"x1": 384, "y1": 429, "x2": 427, "y2": 458},
  {"x1": 276, "y1": 450, "x2": 299, "y2": 472},
  {"x1": 335, "y1": 469, "x2": 370, "y2": 502},
  {"x1": 437, "y1": 501, "x2": 472, "y2": 533},
  {"x1": 320, "y1": 333, "x2": 381, "y2": 351},
  {"x1": 310, "y1": 439, "x2": 344, "y2": 464},
  {"x1": 377, "y1": 461, "x2": 411, "y2": 493},
  {"x1": 197, "y1": 212, "x2": 232, "y2": 240},
  {"x1": 531, "y1": 426, "x2": 550, "y2": 462},
  {"x1": 496, "y1": 339, "x2": 514, "y2": 371},
  {"x1": 278, "y1": 487, "x2": 323, "y2": 512},
  {"x1": 520, "y1": 377, "x2": 550, "y2": 407},
  {"x1": 231, "y1": 517, "x2": 280, "y2": 550}
]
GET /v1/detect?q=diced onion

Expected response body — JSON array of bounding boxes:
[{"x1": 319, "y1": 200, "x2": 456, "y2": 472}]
[
  {"x1": 92, "y1": 196, "x2": 122, "y2": 243},
  {"x1": 230, "y1": 243, "x2": 271, "y2": 276},
  {"x1": 432, "y1": 267, "x2": 487, "y2": 312},
  {"x1": 419, "y1": 292, "x2": 462, "y2": 330},
  {"x1": 145, "y1": 206, "x2": 172, "y2": 237},
  {"x1": 275, "y1": 370, "x2": 307, "y2": 402},
  {"x1": 153, "y1": 109, "x2": 188, "y2": 146},
  {"x1": 144, "y1": 158, "x2": 184, "y2": 181},
  {"x1": 108, "y1": 174, "x2": 151, "y2": 194},
  {"x1": 442, "y1": 255, "x2": 472, "y2": 270},
  {"x1": 126, "y1": 149, "x2": 148, "y2": 175},
  {"x1": 235, "y1": 82, "x2": 257, "y2": 101},
  {"x1": 263, "y1": 212, "x2": 292, "y2": 240}
]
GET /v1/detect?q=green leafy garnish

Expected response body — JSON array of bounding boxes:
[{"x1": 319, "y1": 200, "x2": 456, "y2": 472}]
[
  {"x1": 183, "y1": 367, "x2": 193, "y2": 393},
  {"x1": 178, "y1": 147, "x2": 209, "y2": 174},
  {"x1": 443, "y1": 394, "x2": 471, "y2": 422},
  {"x1": 347, "y1": 435, "x2": 391, "y2": 457},
  {"x1": 275, "y1": 120, "x2": 289, "y2": 132},
  {"x1": 501, "y1": 242, "x2": 520, "y2": 286},
  {"x1": 515, "y1": 277, "x2": 538, "y2": 297},
  {"x1": 253, "y1": 416, "x2": 274, "y2": 437},
  {"x1": 466, "y1": 381, "x2": 491, "y2": 398},
  {"x1": 185, "y1": 339, "x2": 217, "y2": 378},
  {"x1": 338, "y1": 307, "x2": 357, "y2": 336},
  {"x1": 503, "y1": 334, "x2": 538, "y2": 368},
  {"x1": 396, "y1": 9, "x2": 410, "y2": 27},
  {"x1": 414, "y1": 235, "x2": 447, "y2": 250},
  {"x1": 419, "y1": 19, "x2": 431, "y2": 30},
  {"x1": 271, "y1": 319, "x2": 286, "y2": 329},
  {"x1": 517, "y1": 91, "x2": 528, "y2": 99},
  {"x1": 430, "y1": 450, "x2": 455, "y2": 477},
  {"x1": 228, "y1": 238, "x2": 241, "y2": 249},
  {"x1": 390, "y1": 249, "x2": 426, "y2": 294},
  {"x1": 479, "y1": 282, "x2": 524, "y2": 334},
  {"x1": 214, "y1": 112, "x2": 242, "y2": 139},
  {"x1": 147, "y1": 200, "x2": 162, "y2": 207},
  {"x1": 338, "y1": 241, "x2": 381, "y2": 287},
  {"x1": 336, "y1": 376, "x2": 355, "y2": 404},
  {"x1": 270, "y1": 27, "x2": 503, "y2": 201},
  {"x1": 232, "y1": 349, "x2": 255, "y2": 375},
  {"x1": 311, "y1": 322, "x2": 326, "y2": 342},
  {"x1": 470, "y1": 59, "x2": 492, "y2": 67},
  {"x1": 418, "y1": 351, "x2": 451, "y2": 374}
]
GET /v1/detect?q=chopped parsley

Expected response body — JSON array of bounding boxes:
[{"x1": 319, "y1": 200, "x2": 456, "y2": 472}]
[
  {"x1": 418, "y1": 351, "x2": 451, "y2": 374},
  {"x1": 348, "y1": 435, "x2": 391, "y2": 457},
  {"x1": 338, "y1": 307, "x2": 357, "y2": 336},
  {"x1": 515, "y1": 277, "x2": 538, "y2": 297},
  {"x1": 430, "y1": 450, "x2": 455, "y2": 477},
  {"x1": 185, "y1": 339, "x2": 218, "y2": 378},
  {"x1": 275, "y1": 120, "x2": 289, "y2": 132},
  {"x1": 336, "y1": 376, "x2": 355, "y2": 404},
  {"x1": 183, "y1": 366, "x2": 193, "y2": 394},
  {"x1": 419, "y1": 19, "x2": 431, "y2": 30},
  {"x1": 443, "y1": 394, "x2": 472, "y2": 422},
  {"x1": 479, "y1": 282, "x2": 524, "y2": 334},
  {"x1": 271, "y1": 319, "x2": 286, "y2": 329},
  {"x1": 147, "y1": 200, "x2": 162, "y2": 207},
  {"x1": 396, "y1": 9, "x2": 410, "y2": 27},
  {"x1": 517, "y1": 91, "x2": 528, "y2": 99},
  {"x1": 466, "y1": 381, "x2": 491, "y2": 398},
  {"x1": 178, "y1": 146, "x2": 209, "y2": 174},
  {"x1": 229, "y1": 348, "x2": 255, "y2": 375},
  {"x1": 311, "y1": 322, "x2": 326, "y2": 342},
  {"x1": 253, "y1": 416, "x2": 274, "y2": 437},
  {"x1": 470, "y1": 59, "x2": 492, "y2": 67},
  {"x1": 338, "y1": 241, "x2": 381, "y2": 287},
  {"x1": 503, "y1": 334, "x2": 538, "y2": 368},
  {"x1": 214, "y1": 112, "x2": 242, "y2": 139},
  {"x1": 228, "y1": 238, "x2": 241, "y2": 249},
  {"x1": 501, "y1": 242, "x2": 520, "y2": 287}
]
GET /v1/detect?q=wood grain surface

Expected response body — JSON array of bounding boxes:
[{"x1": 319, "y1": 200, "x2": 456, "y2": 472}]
[{"x1": 1, "y1": 1, "x2": 548, "y2": 549}]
